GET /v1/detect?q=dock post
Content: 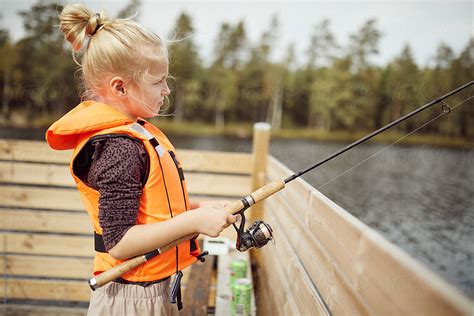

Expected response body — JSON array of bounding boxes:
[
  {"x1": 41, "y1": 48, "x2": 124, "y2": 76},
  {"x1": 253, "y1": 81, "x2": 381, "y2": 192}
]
[
  {"x1": 249, "y1": 122, "x2": 271, "y2": 315},
  {"x1": 250, "y1": 122, "x2": 271, "y2": 224}
]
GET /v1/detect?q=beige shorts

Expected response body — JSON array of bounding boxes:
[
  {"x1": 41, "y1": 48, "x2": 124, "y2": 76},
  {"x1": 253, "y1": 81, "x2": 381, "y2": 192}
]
[{"x1": 87, "y1": 279, "x2": 179, "y2": 316}]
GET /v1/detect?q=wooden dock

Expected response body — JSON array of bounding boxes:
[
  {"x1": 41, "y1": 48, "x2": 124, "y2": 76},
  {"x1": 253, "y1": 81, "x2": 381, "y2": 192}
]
[
  {"x1": 0, "y1": 135, "x2": 256, "y2": 315},
  {"x1": 1, "y1": 123, "x2": 473, "y2": 315}
]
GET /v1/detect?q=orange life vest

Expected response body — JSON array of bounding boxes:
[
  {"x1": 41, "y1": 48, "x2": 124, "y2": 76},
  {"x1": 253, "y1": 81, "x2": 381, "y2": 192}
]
[{"x1": 46, "y1": 100, "x2": 200, "y2": 282}]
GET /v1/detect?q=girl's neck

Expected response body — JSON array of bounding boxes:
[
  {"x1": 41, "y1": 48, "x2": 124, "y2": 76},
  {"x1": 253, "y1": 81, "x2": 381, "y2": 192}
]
[{"x1": 97, "y1": 97, "x2": 137, "y2": 122}]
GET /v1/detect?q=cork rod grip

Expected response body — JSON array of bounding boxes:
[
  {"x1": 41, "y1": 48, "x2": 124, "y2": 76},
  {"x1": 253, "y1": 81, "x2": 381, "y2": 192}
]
[
  {"x1": 248, "y1": 180, "x2": 285, "y2": 204},
  {"x1": 88, "y1": 180, "x2": 285, "y2": 290},
  {"x1": 89, "y1": 255, "x2": 147, "y2": 290}
]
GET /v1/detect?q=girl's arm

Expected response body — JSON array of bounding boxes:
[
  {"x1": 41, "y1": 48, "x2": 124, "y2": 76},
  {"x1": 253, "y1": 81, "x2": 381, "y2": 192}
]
[
  {"x1": 87, "y1": 138, "x2": 236, "y2": 260},
  {"x1": 108, "y1": 205, "x2": 237, "y2": 260}
]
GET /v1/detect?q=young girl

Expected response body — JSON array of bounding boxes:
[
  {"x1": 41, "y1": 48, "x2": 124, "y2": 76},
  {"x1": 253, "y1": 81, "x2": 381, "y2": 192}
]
[{"x1": 46, "y1": 3, "x2": 238, "y2": 315}]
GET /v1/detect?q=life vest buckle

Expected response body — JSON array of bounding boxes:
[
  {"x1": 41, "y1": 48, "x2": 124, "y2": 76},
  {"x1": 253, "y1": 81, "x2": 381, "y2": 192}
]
[{"x1": 196, "y1": 250, "x2": 209, "y2": 262}]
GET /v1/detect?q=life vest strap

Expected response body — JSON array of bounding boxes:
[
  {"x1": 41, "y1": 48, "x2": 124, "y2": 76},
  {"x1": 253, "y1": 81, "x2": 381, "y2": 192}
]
[
  {"x1": 94, "y1": 231, "x2": 107, "y2": 253},
  {"x1": 129, "y1": 123, "x2": 165, "y2": 157},
  {"x1": 190, "y1": 237, "x2": 198, "y2": 252}
]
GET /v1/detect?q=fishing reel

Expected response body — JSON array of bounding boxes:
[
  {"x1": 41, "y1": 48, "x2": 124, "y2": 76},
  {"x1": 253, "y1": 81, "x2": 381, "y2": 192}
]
[{"x1": 233, "y1": 211, "x2": 275, "y2": 252}]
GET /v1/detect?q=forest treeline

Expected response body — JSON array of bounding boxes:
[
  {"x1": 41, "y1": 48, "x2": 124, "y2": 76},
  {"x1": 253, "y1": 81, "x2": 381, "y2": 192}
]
[{"x1": 0, "y1": 0, "x2": 472, "y2": 138}]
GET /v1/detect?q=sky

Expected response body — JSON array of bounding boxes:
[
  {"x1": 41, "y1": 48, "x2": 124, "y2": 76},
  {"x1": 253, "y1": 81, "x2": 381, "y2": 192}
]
[{"x1": 1, "y1": 0, "x2": 473, "y2": 67}]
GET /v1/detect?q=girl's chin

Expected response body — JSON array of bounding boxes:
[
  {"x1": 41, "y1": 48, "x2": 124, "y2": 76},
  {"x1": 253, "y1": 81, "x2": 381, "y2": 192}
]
[
  {"x1": 146, "y1": 107, "x2": 160, "y2": 117},
  {"x1": 142, "y1": 104, "x2": 161, "y2": 115}
]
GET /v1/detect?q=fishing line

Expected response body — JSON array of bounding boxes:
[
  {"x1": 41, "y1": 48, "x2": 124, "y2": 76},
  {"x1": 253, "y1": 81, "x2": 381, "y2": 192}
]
[{"x1": 316, "y1": 95, "x2": 473, "y2": 191}]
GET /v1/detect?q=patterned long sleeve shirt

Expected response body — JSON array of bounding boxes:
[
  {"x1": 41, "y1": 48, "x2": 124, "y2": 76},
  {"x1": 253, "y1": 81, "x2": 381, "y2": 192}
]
[{"x1": 85, "y1": 137, "x2": 148, "y2": 251}]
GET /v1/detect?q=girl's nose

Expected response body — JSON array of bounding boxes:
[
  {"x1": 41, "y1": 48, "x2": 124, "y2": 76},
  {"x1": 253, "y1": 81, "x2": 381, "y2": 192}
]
[{"x1": 162, "y1": 84, "x2": 170, "y2": 96}]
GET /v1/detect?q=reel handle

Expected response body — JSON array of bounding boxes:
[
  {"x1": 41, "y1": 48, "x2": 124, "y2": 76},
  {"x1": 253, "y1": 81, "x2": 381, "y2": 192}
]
[{"x1": 87, "y1": 180, "x2": 285, "y2": 290}]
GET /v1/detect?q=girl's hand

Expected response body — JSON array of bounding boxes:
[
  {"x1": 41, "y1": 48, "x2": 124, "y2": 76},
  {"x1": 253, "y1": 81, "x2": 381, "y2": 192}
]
[
  {"x1": 196, "y1": 200, "x2": 242, "y2": 222},
  {"x1": 197, "y1": 200, "x2": 230, "y2": 208},
  {"x1": 192, "y1": 204, "x2": 238, "y2": 238}
]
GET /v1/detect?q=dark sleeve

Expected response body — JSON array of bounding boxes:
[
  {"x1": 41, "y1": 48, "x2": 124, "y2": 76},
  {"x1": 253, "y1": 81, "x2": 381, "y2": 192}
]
[{"x1": 86, "y1": 137, "x2": 148, "y2": 251}]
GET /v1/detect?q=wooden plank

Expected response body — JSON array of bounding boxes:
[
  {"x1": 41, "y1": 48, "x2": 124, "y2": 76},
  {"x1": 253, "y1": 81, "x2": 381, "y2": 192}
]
[
  {"x1": 1, "y1": 254, "x2": 92, "y2": 279},
  {"x1": 257, "y1": 213, "x2": 310, "y2": 316},
  {"x1": 181, "y1": 255, "x2": 216, "y2": 316},
  {"x1": 215, "y1": 253, "x2": 235, "y2": 316},
  {"x1": 0, "y1": 185, "x2": 83, "y2": 211},
  {"x1": 263, "y1": 206, "x2": 332, "y2": 315},
  {"x1": 215, "y1": 249, "x2": 256, "y2": 316},
  {"x1": 3, "y1": 232, "x2": 94, "y2": 257},
  {"x1": 0, "y1": 139, "x2": 71, "y2": 164},
  {"x1": 266, "y1": 197, "x2": 371, "y2": 315},
  {"x1": 254, "y1": 257, "x2": 287, "y2": 316},
  {"x1": 355, "y1": 229, "x2": 473, "y2": 316},
  {"x1": 179, "y1": 149, "x2": 252, "y2": 174},
  {"x1": 0, "y1": 161, "x2": 75, "y2": 186},
  {"x1": 0, "y1": 140, "x2": 252, "y2": 174},
  {"x1": 4, "y1": 304, "x2": 88, "y2": 316},
  {"x1": 0, "y1": 162, "x2": 250, "y2": 197},
  {"x1": 186, "y1": 173, "x2": 250, "y2": 197},
  {"x1": 251, "y1": 196, "x2": 294, "y2": 316},
  {"x1": 0, "y1": 278, "x2": 90, "y2": 301},
  {"x1": 0, "y1": 209, "x2": 91, "y2": 234},
  {"x1": 208, "y1": 268, "x2": 217, "y2": 309}
]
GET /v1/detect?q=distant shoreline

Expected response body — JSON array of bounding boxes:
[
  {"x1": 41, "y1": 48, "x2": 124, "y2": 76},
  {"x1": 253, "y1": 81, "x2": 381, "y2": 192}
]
[
  {"x1": 153, "y1": 120, "x2": 473, "y2": 149},
  {"x1": 1, "y1": 118, "x2": 472, "y2": 149}
]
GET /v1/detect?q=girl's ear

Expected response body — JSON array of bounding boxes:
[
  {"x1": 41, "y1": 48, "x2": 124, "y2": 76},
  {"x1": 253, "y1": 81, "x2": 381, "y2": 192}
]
[{"x1": 110, "y1": 77, "x2": 126, "y2": 96}]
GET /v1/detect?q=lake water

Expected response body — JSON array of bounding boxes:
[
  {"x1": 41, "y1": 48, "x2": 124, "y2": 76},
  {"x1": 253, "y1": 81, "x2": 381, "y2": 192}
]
[{"x1": 1, "y1": 127, "x2": 473, "y2": 298}]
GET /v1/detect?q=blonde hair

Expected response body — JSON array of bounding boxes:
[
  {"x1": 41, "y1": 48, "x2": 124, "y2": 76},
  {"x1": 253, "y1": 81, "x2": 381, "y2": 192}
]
[{"x1": 59, "y1": 3, "x2": 169, "y2": 101}]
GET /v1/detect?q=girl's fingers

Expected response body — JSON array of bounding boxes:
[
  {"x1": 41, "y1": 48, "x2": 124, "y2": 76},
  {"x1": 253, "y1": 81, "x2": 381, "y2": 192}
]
[{"x1": 227, "y1": 213, "x2": 238, "y2": 224}]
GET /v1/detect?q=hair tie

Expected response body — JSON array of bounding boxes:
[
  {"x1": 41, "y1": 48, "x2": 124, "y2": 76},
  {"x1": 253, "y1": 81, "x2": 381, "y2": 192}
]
[{"x1": 92, "y1": 13, "x2": 103, "y2": 35}]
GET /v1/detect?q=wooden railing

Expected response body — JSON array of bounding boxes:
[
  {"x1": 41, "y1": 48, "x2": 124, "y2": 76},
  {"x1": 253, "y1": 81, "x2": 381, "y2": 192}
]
[{"x1": 256, "y1": 156, "x2": 472, "y2": 315}]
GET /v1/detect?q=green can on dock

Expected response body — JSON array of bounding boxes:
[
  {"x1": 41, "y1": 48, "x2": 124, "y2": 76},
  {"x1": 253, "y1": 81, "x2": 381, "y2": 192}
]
[
  {"x1": 230, "y1": 258, "x2": 247, "y2": 285},
  {"x1": 231, "y1": 278, "x2": 252, "y2": 316}
]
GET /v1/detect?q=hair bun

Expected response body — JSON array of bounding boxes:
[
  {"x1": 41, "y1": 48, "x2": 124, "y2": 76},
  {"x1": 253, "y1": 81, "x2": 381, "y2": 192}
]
[{"x1": 59, "y1": 4, "x2": 108, "y2": 52}]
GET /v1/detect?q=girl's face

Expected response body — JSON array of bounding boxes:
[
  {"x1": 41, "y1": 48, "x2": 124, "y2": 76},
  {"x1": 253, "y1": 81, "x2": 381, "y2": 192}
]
[{"x1": 124, "y1": 58, "x2": 171, "y2": 120}]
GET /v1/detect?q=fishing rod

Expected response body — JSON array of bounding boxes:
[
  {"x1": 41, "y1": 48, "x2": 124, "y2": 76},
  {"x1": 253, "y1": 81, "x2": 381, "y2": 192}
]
[{"x1": 88, "y1": 80, "x2": 473, "y2": 290}]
